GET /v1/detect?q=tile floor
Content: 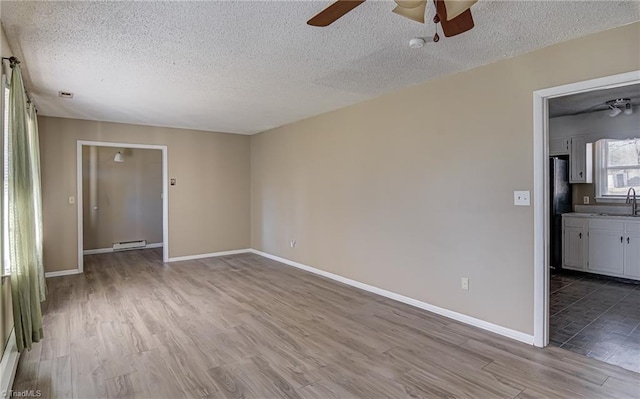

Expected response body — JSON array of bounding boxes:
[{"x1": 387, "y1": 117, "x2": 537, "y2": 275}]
[{"x1": 549, "y1": 270, "x2": 640, "y2": 373}]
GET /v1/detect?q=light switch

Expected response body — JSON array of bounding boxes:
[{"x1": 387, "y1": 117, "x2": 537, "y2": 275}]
[
  {"x1": 68, "y1": 196, "x2": 75, "y2": 205},
  {"x1": 514, "y1": 191, "x2": 530, "y2": 206}
]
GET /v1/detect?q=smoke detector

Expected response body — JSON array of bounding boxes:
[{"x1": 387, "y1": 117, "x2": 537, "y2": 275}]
[
  {"x1": 58, "y1": 91, "x2": 74, "y2": 99},
  {"x1": 409, "y1": 37, "x2": 426, "y2": 49},
  {"x1": 409, "y1": 35, "x2": 438, "y2": 49}
]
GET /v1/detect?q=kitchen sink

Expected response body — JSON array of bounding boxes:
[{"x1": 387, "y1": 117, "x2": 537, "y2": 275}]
[{"x1": 595, "y1": 213, "x2": 640, "y2": 217}]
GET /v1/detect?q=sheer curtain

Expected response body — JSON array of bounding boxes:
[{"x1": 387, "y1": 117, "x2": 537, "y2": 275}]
[
  {"x1": 27, "y1": 102, "x2": 45, "y2": 302},
  {"x1": 7, "y1": 61, "x2": 46, "y2": 352}
]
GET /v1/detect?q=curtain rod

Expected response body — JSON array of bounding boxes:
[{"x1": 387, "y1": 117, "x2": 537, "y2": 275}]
[
  {"x1": 1, "y1": 56, "x2": 20, "y2": 66},
  {"x1": 1, "y1": 56, "x2": 37, "y2": 111}
]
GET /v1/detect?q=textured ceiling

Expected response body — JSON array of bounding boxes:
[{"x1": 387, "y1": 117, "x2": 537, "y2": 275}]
[
  {"x1": 2, "y1": 1, "x2": 639, "y2": 134},
  {"x1": 549, "y1": 83, "x2": 640, "y2": 117}
]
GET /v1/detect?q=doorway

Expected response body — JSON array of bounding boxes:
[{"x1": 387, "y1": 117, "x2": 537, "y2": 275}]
[
  {"x1": 533, "y1": 70, "x2": 640, "y2": 368},
  {"x1": 76, "y1": 141, "x2": 169, "y2": 272}
]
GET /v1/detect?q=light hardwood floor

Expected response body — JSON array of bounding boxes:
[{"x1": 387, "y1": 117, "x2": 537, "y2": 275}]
[{"x1": 13, "y1": 249, "x2": 640, "y2": 398}]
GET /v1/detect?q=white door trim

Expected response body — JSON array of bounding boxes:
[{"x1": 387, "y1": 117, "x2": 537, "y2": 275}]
[
  {"x1": 76, "y1": 140, "x2": 169, "y2": 273},
  {"x1": 532, "y1": 70, "x2": 640, "y2": 348}
]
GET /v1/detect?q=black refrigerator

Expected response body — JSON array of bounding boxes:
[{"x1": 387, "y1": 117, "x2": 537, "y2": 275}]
[{"x1": 550, "y1": 157, "x2": 572, "y2": 269}]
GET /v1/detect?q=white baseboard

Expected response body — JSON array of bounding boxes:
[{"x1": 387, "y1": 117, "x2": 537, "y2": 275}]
[
  {"x1": 167, "y1": 248, "x2": 251, "y2": 262},
  {"x1": 0, "y1": 329, "x2": 20, "y2": 396},
  {"x1": 250, "y1": 249, "x2": 535, "y2": 345},
  {"x1": 82, "y1": 247, "x2": 113, "y2": 255},
  {"x1": 47, "y1": 246, "x2": 248, "y2": 276},
  {"x1": 83, "y1": 242, "x2": 163, "y2": 255},
  {"x1": 45, "y1": 269, "x2": 83, "y2": 278}
]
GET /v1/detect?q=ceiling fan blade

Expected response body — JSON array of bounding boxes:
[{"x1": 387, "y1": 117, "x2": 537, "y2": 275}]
[
  {"x1": 440, "y1": 10, "x2": 474, "y2": 37},
  {"x1": 443, "y1": 0, "x2": 477, "y2": 21},
  {"x1": 435, "y1": 0, "x2": 474, "y2": 37},
  {"x1": 394, "y1": 0, "x2": 425, "y2": 9},
  {"x1": 392, "y1": 1, "x2": 427, "y2": 23},
  {"x1": 307, "y1": 0, "x2": 367, "y2": 27}
]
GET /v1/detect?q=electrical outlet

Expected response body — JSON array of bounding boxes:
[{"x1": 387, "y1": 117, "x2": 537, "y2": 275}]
[
  {"x1": 514, "y1": 191, "x2": 530, "y2": 206},
  {"x1": 583, "y1": 196, "x2": 589, "y2": 204},
  {"x1": 290, "y1": 240, "x2": 296, "y2": 248},
  {"x1": 461, "y1": 277, "x2": 469, "y2": 291},
  {"x1": 68, "y1": 196, "x2": 75, "y2": 205}
]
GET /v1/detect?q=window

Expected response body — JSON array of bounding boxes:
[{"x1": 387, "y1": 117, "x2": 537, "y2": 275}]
[{"x1": 595, "y1": 138, "x2": 640, "y2": 201}]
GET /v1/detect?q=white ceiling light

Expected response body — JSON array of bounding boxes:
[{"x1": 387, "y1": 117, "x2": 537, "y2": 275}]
[
  {"x1": 608, "y1": 104, "x2": 622, "y2": 117},
  {"x1": 114, "y1": 151, "x2": 124, "y2": 162},
  {"x1": 606, "y1": 98, "x2": 632, "y2": 117}
]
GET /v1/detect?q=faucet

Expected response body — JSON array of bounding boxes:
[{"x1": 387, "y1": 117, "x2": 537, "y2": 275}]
[{"x1": 626, "y1": 188, "x2": 638, "y2": 216}]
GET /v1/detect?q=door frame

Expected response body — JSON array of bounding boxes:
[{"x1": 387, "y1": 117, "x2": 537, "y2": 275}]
[
  {"x1": 532, "y1": 70, "x2": 640, "y2": 347},
  {"x1": 76, "y1": 140, "x2": 169, "y2": 272}
]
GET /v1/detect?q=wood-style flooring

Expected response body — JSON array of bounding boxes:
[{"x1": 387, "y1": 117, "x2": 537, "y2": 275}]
[{"x1": 13, "y1": 249, "x2": 640, "y2": 398}]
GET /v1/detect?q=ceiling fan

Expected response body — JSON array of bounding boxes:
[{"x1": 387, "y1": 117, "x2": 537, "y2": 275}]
[{"x1": 308, "y1": 0, "x2": 478, "y2": 38}]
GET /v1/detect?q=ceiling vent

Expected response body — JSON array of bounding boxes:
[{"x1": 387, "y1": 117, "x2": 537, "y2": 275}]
[{"x1": 58, "y1": 91, "x2": 74, "y2": 98}]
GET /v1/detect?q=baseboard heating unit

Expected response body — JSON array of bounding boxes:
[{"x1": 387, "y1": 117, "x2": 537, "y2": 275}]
[{"x1": 113, "y1": 240, "x2": 147, "y2": 251}]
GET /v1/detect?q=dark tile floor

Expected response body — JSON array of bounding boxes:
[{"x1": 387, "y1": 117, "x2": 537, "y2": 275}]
[{"x1": 549, "y1": 270, "x2": 640, "y2": 373}]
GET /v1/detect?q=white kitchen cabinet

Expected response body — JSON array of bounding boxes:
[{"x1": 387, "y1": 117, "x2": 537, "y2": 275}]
[
  {"x1": 549, "y1": 138, "x2": 570, "y2": 156},
  {"x1": 569, "y1": 137, "x2": 593, "y2": 184},
  {"x1": 564, "y1": 227, "x2": 586, "y2": 271},
  {"x1": 563, "y1": 215, "x2": 640, "y2": 280},
  {"x1": 587, "y1": 222, "x2": 625, "y2": 276},
  {"x1": 624, "y1": 223, "x2": 640, "y2": 278},
  {"x1": 562, "y1": 213, "x2": 640, "y2": 280},
  {"x1": 563, "y1": 217, "x2": 586, "y2": 271}
]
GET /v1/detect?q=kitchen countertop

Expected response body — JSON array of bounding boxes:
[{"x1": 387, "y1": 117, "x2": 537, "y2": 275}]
[{"x1": 563, "y1": 212, "x2": 640, "y2": 220}]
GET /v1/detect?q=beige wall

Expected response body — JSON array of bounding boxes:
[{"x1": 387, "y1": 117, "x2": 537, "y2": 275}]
[
  {"x1": 573, "y1": 184, "x2": 596, "y2": 207},
  {"x1": 39, "y1": 117, "x2": 251, "y2": 272},
  {"x1": 251, "y1": 22, "x2": 640, "y2": 335},
  {"x1": 0, "y1": 20, "x2": 13, "y2": 354},
  {"x1": 82, "y1": 146, "x2": 163, "y2": 250}
]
